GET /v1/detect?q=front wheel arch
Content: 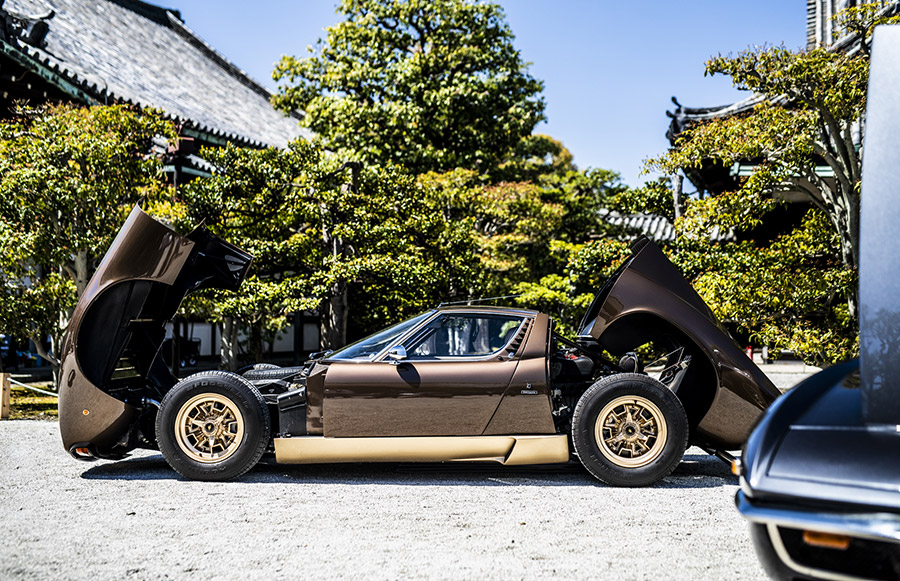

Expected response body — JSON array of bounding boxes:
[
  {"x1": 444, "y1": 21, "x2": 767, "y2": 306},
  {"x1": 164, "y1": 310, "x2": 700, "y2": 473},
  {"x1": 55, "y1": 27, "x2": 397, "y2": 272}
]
[{"x1": 596, "y1": 312, "x2": 718, "y2": 433}]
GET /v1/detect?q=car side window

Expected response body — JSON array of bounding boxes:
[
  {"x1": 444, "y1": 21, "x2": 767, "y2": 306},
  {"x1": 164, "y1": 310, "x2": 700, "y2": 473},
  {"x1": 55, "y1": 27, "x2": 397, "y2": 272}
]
[{"x1": 405, "y1": 314, "x2": 524, "y2": 358}]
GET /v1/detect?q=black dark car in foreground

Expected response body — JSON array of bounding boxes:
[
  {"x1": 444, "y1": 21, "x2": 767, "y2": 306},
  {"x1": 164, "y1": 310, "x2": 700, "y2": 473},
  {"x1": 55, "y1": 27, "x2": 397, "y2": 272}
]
[{"x1": 735, "y1": 26, "x2": 900, "y2": 581}]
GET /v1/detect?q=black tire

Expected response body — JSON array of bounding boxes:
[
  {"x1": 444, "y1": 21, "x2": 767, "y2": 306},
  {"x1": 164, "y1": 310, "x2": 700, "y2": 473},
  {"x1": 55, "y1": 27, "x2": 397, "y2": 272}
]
[
  {"x1": 572, "y1": 373, "x2": 688, "y2": 487},
  {"x1": 156, "y1": 370, "x2": 270, "y2": 481},
  {"x1": 241, "y1": 366, "x2": 307, "y2": 382},
  {"x1": 748, "y1": 523, "x2": 805, "y2": 580},
  {"x1": 238, "y1": 363, "x2": 280, "y2": 374}
]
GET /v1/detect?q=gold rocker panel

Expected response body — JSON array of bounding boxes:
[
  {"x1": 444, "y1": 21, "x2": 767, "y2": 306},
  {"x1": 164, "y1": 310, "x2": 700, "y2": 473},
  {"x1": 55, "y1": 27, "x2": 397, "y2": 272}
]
[{"x1": 273, "y1": 434, "x2": 569, "y2": 465}]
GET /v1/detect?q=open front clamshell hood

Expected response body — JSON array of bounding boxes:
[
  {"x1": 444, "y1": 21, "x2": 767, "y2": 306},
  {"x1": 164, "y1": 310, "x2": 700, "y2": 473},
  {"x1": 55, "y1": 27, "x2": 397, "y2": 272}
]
[{"x1": 58, "y1": 206, "x2": 252, "y2": 458}]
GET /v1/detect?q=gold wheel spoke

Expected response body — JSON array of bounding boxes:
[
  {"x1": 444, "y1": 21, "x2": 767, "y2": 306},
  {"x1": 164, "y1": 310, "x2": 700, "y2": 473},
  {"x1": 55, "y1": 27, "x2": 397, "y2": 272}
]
[
  {"x1": 175, "y1": 393, "x2": 245, "y2": 464},
  {"x1": 595, "y1": 394, "x2": 668, "y2": 469}
]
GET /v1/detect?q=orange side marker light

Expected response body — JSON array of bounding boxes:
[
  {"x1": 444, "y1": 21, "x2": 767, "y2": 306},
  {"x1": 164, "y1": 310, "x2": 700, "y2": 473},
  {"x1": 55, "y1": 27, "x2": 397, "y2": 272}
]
[{"x1": 803, "y1": 530, "x2": 851, "y2": 550}]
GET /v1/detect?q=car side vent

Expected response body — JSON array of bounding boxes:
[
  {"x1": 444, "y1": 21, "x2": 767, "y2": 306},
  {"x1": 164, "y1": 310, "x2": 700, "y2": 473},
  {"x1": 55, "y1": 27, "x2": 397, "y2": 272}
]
[{"x1": 506, "y1": 320, "x2": 531, "y2": 356}]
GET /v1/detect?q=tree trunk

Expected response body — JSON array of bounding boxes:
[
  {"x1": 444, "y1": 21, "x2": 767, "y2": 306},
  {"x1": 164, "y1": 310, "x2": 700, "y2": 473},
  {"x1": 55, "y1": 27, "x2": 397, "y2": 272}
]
[
  {"x1": 672, "y1": 173, "x2": 684, "y2": 220},
  {"x1": 841, "y1": 208, "x2": 860, "y2": 321},
  {"x1": 31, "y1": 331, "x2": 60, "y2": 387},
  {"x1": 74, "y1": 250, "x2": 90, "y2": 297},
  {"x1": 826, "y1": 185, "x2": 860, "y2": 321},
  {"x1": 846, "y1": 193, "x2": 861, "y2": 320},
  {"x1": 249, "y1": 320, "x2": 264, "y2": 363},
  {"x1": 320, "y1": 282, "x2": 348, "y2": 349},
  {"x1": 220, "y1": 317, "x2": 239, "y2": 371}
]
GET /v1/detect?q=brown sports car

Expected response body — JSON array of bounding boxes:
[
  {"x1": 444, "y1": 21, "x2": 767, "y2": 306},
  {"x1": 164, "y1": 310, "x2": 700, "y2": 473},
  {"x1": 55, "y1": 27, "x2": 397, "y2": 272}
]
[{"x1": 59, "y1": 206, "x2": 780, "y2": 484}]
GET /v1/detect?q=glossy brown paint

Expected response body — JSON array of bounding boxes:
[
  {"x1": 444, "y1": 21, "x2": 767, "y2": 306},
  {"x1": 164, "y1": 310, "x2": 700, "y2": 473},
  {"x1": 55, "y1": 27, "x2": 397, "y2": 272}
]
[
  {"x1": 58, "y1": 206, "x2": 252, "y2": 458},
  {"x1": 320, "y1": 308, "x2": 554, "y2": 437},
  {"x1": 483, "y1": 313, "x2": 555, "y2": 435},
  {"x1": 59, "y1": 207, "x2": 194, "y2": 453},
  {"x1": 304, "y1": 363, "x2": 327, "y2": 435},
  {"x1": 580, "y1": 240, "x2": 781, "y2": 449}
]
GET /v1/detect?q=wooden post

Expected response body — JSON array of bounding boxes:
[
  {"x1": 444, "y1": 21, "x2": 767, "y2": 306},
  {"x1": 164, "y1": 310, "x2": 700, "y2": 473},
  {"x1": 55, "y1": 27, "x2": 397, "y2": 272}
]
[{"x1": 1, "y1": 373, "x2": 10, "y2": 420}]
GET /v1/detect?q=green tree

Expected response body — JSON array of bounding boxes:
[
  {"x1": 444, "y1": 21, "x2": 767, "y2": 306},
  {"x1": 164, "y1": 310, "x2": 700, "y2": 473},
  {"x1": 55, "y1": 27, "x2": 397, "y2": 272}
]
[
  {"x1": 643, "y1": 6, "x2": 899, "y2": 363},
  {"x1": 272, "y1": 0, "x2": 545, "y2": 173},
  {"x1": 170, "y1": 140, "x2": 481, "y2": 368},
  {"x1": 0, "y1": 104, "x2": 174, "y2": 375},
  {"x1": 673, "y1": 210, "x2": 857, "y2": 365},
  {"x1": 512, "y1": 238, "x2": 631, "y2": 336},
  {"x1": 418, "y1": 165, "x2": 627, "y2": 320},
  {"x1": 492, "y1": 134, "x2": 576, "y2": 183},
  {"x1": 649, "y1": 7, "x2": 900, "y2": 318}
]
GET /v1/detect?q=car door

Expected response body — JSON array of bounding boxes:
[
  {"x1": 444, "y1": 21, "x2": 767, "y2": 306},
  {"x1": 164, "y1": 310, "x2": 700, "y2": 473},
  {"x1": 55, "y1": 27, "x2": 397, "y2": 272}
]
[{"x1": 323, "y1": 312, "x2": 528, "y2": 437}]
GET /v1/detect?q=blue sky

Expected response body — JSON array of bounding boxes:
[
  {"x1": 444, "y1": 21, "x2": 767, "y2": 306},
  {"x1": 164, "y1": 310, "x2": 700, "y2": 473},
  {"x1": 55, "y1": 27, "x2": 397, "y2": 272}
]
[{"x1": 170, "y1": 1, "x2": 805, "y2": 187}]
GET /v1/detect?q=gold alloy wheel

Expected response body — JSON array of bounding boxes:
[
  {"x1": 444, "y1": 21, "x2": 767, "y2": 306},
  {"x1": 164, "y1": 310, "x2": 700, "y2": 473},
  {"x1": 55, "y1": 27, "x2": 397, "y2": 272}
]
[
  {"x1": 595, "y1": 395, "x2": 668, "y2": 468},
  {"x1": 174, "y1": 393, "x2": 245, "y2": 463}
]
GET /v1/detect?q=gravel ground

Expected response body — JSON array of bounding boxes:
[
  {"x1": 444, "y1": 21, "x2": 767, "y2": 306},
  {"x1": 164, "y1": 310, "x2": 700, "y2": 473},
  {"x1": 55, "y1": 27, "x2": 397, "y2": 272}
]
[
  {"x1": 1, "y1": 363, "x2": 815, "y2": 580},
  {"x1": 0, "y1": 420, "x2": 768, "y2": 581}
]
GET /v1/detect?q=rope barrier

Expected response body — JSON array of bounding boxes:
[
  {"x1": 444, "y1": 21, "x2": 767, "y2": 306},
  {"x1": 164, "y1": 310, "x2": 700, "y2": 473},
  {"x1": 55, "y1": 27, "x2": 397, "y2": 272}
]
[{"x1": 8, "y1": 377, "x2": 59, "y2": 398}]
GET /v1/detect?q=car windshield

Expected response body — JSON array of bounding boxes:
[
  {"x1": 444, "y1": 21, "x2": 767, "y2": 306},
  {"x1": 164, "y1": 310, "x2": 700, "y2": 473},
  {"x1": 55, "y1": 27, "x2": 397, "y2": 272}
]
[{"x1": 326, "y1": 311, "x2": 435, "y2": 361}]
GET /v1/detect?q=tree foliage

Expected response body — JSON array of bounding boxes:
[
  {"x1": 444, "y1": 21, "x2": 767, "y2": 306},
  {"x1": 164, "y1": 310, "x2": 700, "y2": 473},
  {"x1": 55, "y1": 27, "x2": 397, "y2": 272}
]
[
  {"x1": 165, "y1": 140, "x2": 482, "y2": 367},
  {"x1": 412, "y1": 166, "x2": 628, "y2": 336},
  {"x1": 272, "y1": 0, "x2": 545, "y2": 173},
  {"x1": 0, "y1": 104, "x2": 174, "y2": 371},
  {"x1": 418, "y1": 166, "x2": 625, "y2": 303},
  {"x1": 672, "y1": 210, "x2": 858, "y2": 365},
  {"x1": 512, "y1": 238, "x2": 631, "y2": 336},
  {"x1": 643, "y1": 6, "x2": 900, "y2": 363}
]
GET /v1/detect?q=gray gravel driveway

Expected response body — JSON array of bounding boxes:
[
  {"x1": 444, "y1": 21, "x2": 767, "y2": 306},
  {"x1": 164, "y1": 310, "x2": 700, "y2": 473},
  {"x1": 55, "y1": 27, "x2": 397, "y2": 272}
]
[{"x1": 0, "y1": 420, "x2": 768, "y2": 580}]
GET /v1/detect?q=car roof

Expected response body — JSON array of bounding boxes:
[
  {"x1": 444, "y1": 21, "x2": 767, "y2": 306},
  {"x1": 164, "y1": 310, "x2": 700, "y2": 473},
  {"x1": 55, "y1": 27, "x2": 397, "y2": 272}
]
[{"x1": 435, "y1": 305, "x2": 539, "y2": 317}]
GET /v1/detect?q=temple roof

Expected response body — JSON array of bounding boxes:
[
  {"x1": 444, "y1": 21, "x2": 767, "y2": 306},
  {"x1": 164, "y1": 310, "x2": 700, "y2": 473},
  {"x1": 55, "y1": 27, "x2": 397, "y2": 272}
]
[
  {"x1": 598, "y1": 210, "x2": 733, "y2": 243},
  {"x1": 0, "y1": 0, "x2": 311, "y2": 148},
  {"x1": 664, "y1": 1, "x2": 900, "y2": 194}
]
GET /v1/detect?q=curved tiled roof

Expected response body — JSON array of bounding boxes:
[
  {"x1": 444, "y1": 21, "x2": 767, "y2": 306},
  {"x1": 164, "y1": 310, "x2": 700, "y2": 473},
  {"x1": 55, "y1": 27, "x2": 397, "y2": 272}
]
[
  {"x1": 666, "y1": 1, "x2": 900, "y2": 145},
  {"x1": 3, "y1": 0, "x2": 311, "y2": 149},
  {"x1": 598, "y1": 209, "x2": 733, "y2": 243}
]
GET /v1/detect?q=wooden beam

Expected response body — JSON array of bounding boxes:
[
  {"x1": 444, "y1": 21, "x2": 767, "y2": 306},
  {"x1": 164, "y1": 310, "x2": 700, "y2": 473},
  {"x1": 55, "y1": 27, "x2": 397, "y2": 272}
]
[
  {"x1": 0, "y1": 39, "x2": 99, "y2": 106},
  {"x1": 1, "y1": 373, "x2": 10, "y2": 420}
]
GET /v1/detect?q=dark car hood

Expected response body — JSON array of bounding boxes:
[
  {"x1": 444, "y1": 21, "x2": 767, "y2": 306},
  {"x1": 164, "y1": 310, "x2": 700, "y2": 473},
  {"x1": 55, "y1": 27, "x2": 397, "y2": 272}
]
[
  {"x1": 742, "y1": 360, "x2": 900, "y2": 512},
  {"x1": 58, "y1": 206, "x2": 252, "y2": 457}
]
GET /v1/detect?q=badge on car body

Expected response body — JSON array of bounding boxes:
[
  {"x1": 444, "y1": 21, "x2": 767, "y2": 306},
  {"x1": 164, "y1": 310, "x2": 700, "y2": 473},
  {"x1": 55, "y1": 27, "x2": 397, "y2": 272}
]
[{"x1": 521, "y1": 383, "x2": 538, "y2": 395}]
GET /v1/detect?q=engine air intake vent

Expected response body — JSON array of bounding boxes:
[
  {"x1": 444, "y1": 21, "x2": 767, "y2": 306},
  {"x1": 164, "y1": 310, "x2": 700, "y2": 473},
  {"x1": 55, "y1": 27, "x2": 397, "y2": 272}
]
[{"x1": 506, "y1": 320, "x2": 531, "y2": 356}]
